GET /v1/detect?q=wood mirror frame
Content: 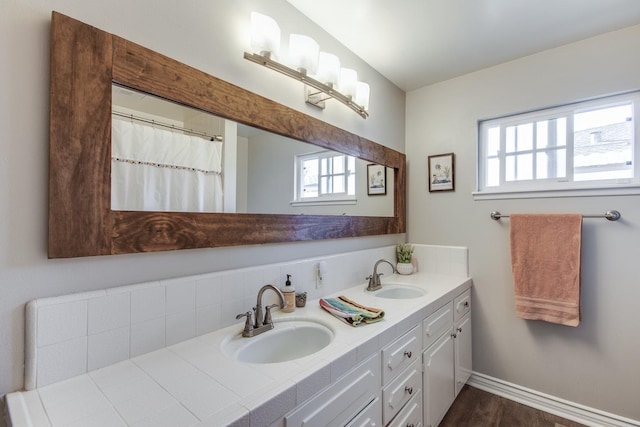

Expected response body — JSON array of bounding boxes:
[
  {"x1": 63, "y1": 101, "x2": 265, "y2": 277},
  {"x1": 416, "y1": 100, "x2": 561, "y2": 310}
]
[{"x1": 48, "y1": 12, "x2": 406, "y2": 258}]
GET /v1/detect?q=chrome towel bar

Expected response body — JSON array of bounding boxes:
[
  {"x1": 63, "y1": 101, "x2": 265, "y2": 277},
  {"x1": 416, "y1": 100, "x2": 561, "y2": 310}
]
[{"x1": 490, "y1": 210, "x2": 621, "y2": 221}]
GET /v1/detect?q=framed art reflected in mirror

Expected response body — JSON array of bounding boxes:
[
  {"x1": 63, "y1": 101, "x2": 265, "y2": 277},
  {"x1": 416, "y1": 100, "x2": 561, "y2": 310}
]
[{"x1": 367, "y1": 164, "x2": 387, "y2": 196}]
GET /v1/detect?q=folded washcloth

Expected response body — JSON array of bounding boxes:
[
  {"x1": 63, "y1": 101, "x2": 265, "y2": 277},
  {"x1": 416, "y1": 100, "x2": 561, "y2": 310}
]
[{"x1": 319, "y1": 296, "x2": 385, "y2": 326}]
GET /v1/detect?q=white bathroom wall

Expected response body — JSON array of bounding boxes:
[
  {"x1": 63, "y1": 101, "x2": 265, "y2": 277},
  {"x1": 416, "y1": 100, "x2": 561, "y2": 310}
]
[
  {"x1": 0, "y1": 0, "x2": 406, "y2": 404},
  {"x1": 406, "y1": 24, "x2": 640, "y2": 421}
]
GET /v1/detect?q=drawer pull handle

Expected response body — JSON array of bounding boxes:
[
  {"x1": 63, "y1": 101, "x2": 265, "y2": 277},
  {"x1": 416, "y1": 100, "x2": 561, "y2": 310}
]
[
  {"x1": 464, "y1": 301, "x2": 470, "y2": 308},
  {"x1": 451, "y1": 332, "x2": 458, "y2": 338},
  {"x1": 457, "y1": 327, "x2": 462, "y2": 333},
  {"x1": 404, "y1": 351, "x2": 412, "y2": 358},
  {"x1": 405, "y1": 386, "x2": 413, "y2": 394}
]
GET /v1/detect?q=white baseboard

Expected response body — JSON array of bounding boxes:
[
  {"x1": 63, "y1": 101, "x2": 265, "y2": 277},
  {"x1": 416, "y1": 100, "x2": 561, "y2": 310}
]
[{"x1": 467, "y1": 372, "x2": 640, "y2": 427}]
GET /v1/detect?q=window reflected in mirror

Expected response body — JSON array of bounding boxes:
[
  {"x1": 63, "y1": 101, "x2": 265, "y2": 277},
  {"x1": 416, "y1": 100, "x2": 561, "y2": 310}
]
[{"x1": 296, "y1": 151, "x2": 356, "y2": 201}]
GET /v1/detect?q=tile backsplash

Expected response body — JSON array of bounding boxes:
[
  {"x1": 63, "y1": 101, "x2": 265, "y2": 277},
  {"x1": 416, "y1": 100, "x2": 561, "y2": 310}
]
[{"x1": 24, "y1": 244, "x2": 468, "y2": 390}]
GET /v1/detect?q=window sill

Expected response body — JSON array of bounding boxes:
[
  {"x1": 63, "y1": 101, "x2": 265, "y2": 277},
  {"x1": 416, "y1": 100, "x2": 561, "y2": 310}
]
[
  {"x1": 290, "y1": 198, "x2": 357, "y2": 207},
  {"x1": 473, "y1": 183, "x2": 640, "y2": 200}
]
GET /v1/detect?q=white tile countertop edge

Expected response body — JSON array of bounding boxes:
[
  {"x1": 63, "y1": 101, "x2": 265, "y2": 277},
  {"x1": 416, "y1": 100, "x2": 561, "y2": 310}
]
[{"x1": 6, "y1": 272, "x2": 472, "y2": 427}]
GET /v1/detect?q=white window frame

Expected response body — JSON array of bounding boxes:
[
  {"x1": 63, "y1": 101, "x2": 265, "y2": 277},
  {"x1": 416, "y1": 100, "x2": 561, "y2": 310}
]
[
  {"x1": 475, "y1": 91, "x2": 640, "y2": 200},
  {"x1": 291, "y1": 150, "x2": 357, "y2": 206}
]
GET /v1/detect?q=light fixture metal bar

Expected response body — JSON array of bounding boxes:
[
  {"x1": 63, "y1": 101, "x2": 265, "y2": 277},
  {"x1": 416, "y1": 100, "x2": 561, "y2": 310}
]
[
  {"x1": 305, "y1": 86, "x2": 334, "y2": 110},
  {"x1": 243, "y1": 52, "x2": 369, "y2": 118}
]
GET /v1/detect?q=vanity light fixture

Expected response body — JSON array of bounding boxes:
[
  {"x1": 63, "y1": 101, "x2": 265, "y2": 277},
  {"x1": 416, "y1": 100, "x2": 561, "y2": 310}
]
[{"x1": 244, "y1": 12, "x2": 370, "y2": 118}]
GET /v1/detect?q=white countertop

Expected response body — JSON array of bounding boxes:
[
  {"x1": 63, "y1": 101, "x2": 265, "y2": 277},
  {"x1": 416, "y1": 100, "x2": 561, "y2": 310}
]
[{"x1": 6, "y1": 273, "x2": 472, "y2": 427}]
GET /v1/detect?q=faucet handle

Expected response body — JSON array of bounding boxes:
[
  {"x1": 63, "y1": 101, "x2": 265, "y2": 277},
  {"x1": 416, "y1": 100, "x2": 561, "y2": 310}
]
[
  {"x1": 236, "y1": 311, "x2": 252, "y2": 320},
  {"x1": 264, "y1": 304, "x2": 279, "y2": 325},
  {"x1": 235, "y1": 311, "x2": 253, "y2": 333}
]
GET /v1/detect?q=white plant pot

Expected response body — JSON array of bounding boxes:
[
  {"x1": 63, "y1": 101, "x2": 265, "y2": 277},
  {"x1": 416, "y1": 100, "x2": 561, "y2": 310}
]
[{"x1": 396, "y1": 262, "x2": 414, "y2": 275}]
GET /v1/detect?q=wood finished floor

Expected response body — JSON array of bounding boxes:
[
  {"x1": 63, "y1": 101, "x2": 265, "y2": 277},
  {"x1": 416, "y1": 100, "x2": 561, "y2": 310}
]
[{"x1": 439, "y1": 385, "x2": 587, "y2": 427}]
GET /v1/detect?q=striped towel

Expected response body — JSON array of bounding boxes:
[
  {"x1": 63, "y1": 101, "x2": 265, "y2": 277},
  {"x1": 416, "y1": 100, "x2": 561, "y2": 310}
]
[{"x1": 319, "y1": 296, "x2": 385, "y2": 326}]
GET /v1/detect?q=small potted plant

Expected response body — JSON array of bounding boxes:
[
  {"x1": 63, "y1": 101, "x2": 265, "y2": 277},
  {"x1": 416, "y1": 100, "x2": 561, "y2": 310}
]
[{"x1": 396, "y1": 243, "x2": 414, "y2": 275}]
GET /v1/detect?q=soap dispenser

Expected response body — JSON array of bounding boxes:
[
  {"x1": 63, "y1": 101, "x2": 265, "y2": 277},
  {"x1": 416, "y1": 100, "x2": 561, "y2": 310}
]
[{"x1": 281, "y1": 274, "x2": 296, "y2": 313}]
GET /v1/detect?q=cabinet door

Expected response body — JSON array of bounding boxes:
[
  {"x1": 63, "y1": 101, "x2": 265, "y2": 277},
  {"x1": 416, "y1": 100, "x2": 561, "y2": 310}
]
[
  {"x1": 422, "y1": 329, "x2": 454, "y2": 427},
  {"x1": 455, "y1": 312, "x2": 472, "y2": 396}
]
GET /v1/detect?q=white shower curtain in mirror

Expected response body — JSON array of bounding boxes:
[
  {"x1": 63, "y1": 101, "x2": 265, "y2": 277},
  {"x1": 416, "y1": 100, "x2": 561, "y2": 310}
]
[{"x1": 111, "y1": 117, "x2": 223, "y2": 212}]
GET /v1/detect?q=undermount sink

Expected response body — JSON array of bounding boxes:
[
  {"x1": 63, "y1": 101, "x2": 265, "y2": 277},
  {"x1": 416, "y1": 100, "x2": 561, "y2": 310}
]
[
  {"x1": 222, "y1": 320, "x2": 334, "y2": 364},
  {"x1": 373, "y1": 284, "x2": 426, "y2": 299}
]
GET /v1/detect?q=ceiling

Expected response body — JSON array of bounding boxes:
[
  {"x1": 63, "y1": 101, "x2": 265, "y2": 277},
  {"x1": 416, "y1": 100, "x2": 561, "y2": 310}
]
[{"x1": 287, "y1": 0, "x2": 640, "y2": 92}]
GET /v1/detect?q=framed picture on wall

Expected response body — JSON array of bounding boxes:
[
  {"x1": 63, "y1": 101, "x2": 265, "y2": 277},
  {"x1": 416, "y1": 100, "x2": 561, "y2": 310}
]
[
  {"x1": 428, "y1": 152, "x2": 455, "y2": 192},
  {"x1": 367, "y1": 164, "x2": 387, "y2": 195}
]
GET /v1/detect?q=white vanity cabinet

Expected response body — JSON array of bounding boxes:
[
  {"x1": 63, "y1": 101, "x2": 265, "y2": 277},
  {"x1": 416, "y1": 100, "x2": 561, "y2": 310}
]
[
  {"x1": 422, "y1": 289, "x2": 472, "y2": 427},
  {"x1": 287, "y1": 288, "x2": 471, "y2": 427},
  {"x1": 284, "y1": 353, "x2": 381, "y2": 427}
]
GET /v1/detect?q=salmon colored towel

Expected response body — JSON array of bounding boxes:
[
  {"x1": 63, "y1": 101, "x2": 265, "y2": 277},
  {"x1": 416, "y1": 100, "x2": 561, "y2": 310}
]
[{"x1": 510, "y1": 214, "x2": 582, "y2": 327}]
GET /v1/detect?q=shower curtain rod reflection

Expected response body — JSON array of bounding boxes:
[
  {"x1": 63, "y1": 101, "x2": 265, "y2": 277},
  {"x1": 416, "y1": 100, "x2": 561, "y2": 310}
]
[
  {"x1": 490, "y1": 210, "x2": 621, "y2": 221},
  {"x1": 112, "y1": 111, "x2": 223, "y2": 142}
]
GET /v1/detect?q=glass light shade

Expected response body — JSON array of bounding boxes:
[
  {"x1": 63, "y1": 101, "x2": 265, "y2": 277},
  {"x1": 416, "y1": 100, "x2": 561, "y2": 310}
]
[
  {"x1": 250, "y1": 12, "x2": 281, "y2": 57},
  {"x1": 314, "y1": 52, "x2": 340, "y2": 86},
  {"x1": 338, "y1": 68, "x2": 358, "y2": 97},
  {"x1": 354, "y1": 82, "x2": 370, "y2": 111},
  {"x1": 288, "y1": 34, "x2": 319, "y2": 74}
]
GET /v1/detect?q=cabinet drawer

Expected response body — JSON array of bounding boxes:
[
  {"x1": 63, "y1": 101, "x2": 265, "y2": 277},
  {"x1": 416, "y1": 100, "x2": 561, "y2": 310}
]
[
  {"x1": 345, "y1": 396, "x2": 381, "y2": 427},
  {"x1": 382, "y1": 326, "x2": 421, "y2": 384},
  {"x1": 454, "y1": 289, "x2": 471, "y2": 322},
  {"x1": 422, "y1": 302, "x2": 453, "y2": 350},
  {"x1": 388, "y1": 391, "x2": 423, "y2": 427},
  {"x1": 382, "y1": 360, "x2": 421, "y2": 424},
  {"x1": 285, "y1": 353, "x2": 380, "y2": 427}
]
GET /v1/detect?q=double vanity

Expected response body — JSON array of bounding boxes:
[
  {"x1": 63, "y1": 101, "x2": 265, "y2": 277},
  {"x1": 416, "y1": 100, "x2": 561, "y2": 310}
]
[{"x1": 7, "y1": 268, "x2": 471, "y2": 427}]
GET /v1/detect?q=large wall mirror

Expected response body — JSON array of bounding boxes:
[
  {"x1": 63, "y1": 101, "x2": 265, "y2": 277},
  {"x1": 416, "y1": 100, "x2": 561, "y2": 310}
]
[{"x1": 48, "y1": 12, "x2": 406, "y2": 258}]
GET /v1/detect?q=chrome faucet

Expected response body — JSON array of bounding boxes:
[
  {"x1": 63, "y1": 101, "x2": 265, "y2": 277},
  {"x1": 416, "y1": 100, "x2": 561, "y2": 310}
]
[
  {"x1": 235, "y1": 284, "x2": 286, "y2": 337},
  {"x1": 365, "y1": 259, "x2": 396, "y2": 292}
]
